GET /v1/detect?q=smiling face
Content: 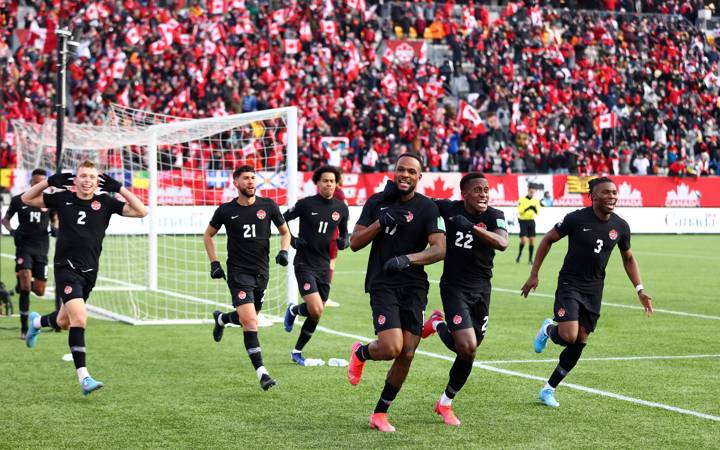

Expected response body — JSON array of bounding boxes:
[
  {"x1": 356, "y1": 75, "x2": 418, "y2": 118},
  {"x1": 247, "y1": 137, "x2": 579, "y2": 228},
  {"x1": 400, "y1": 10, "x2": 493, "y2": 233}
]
[
  {"x1": 462, "y1": 177, "x2": 490, "y2": 214},
  {"x1": 234, "y1": 171, "x2": 256, "y2": 198},
  {"x1": 591, "y1": 181, "x2": 618, "y2": 215},
  {"x1": 74, "y1": 165, "x2": 99, "y2": 199},
  {"x1": 317, "y1": 171, "x2": 337, "y2": 199},
  {"x1": 394, "y1": 155, "x2": 422, "y2": 195}
]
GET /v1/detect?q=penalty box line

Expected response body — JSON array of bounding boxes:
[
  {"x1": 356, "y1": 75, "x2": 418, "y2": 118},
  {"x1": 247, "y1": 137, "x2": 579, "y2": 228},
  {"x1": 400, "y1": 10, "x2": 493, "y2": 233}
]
[{"x1": 314, "y1": 324, "x2": 720, "y2": 423}]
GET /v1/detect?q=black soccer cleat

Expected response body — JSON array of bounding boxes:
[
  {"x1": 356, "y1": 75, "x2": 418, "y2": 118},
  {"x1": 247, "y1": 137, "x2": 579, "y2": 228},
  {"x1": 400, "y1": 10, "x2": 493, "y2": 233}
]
[
  {"x1": 212, "y1": 310, "x2": 224, "y2": 343},
  {"x1": 260, "y1": 374, "x2": 276, "y2": 391}
]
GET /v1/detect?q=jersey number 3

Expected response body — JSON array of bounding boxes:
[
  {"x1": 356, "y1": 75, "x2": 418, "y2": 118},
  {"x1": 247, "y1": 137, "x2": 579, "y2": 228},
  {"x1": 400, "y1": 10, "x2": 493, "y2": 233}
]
[
  {"x1": 593, "y1": 239, "x2": 603, "y2": 254},
  {"x1": 454, "y1": 231, "x2": 473, "y2": 249}
]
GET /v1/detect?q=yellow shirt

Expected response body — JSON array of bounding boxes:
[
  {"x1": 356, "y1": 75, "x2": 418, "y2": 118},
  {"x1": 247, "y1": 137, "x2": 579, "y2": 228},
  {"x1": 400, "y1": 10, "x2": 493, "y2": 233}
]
[{"x1": 518, "y1": 196, "x2": 541, "y2": 220}]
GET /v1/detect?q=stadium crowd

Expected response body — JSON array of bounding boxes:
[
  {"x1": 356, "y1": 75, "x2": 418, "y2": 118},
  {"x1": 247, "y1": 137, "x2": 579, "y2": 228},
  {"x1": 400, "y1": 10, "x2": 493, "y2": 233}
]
[{"x1": 1, "y1": 0, "x2": 719, "y2": 176}]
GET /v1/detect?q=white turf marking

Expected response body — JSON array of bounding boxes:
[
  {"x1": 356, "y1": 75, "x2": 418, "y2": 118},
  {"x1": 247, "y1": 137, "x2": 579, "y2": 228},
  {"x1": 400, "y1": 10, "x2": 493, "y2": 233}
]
[
  {"x1": 316, "y1": 324, "x2": 720, "y2": 422},
  {"x1": 474, "y1": 354, "x2": 720, "y2": 364},
  {"x1": 633, "y1": 251, "x2": 720, "y2": 261}
]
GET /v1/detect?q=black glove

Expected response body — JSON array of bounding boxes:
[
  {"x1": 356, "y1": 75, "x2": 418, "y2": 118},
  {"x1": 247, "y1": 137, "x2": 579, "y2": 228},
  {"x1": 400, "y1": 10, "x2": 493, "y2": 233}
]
[
  {"x1": 275, "y1": 250, "x2": 289, "y2": 266},
  {"x1": 381, "y1": 180, "x2": 400, "y2": 202},
  {"x1": 450, "y1": 215, "x2": 476, "y2": 231},
  {"x1": 210, "y1": 261, "x2": 226, "y2": 279},
  {"x1": 99, "y1": 173, "x2": 123, "y2": 193},
  {"x1": 50, "y1": 227, "x2": 58, "y2": 237},
  {"x1": 47, "y1": 172, "x2": 74, "y2": 189},
  {"x1": 290, "y1": 235, "x2": 306, "y2": 249},
  {"x1": 378, "y1": 208, "x2": 409, "y2": 228},
  {"x1": 383, "y1": 255, "x2": 411, "y2": 272},
  {"x1": 337, "y1": 234, "x2": 350, "y2": 250}
]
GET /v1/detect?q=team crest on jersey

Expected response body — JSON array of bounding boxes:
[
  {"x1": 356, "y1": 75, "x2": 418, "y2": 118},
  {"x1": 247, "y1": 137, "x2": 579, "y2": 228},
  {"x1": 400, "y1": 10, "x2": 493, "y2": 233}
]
[
  {"x1": 303, "y1": 282, "x2": 311, "y2": 291},
  {"x1": 17, "y1": 257, "x2": 24, "y2": 264},
  {"x1": 609, "y1": 229, "x2": 618, "y2": 240},
  {"x1": 405, "y1": 211, "x2": 414, "y2": 223},
  {"x1": 331, "y1": 211, "x2": 340, "y2": 221},
  {"x1": 238, "y1": 291, "x2": 247, "y2": 300},
  {"x1": 64, "y1": 286, "x2": 73, "y2": 295},
  {"x1": 377, "y1": 314, "x2": 386, "y2": 326},
  {"x1": 91, "y1": 200, "x2": 101, "y2": 211},
  {"x1": 557, "y1": 307, "x2": 565, "y2": 318},
  {"x1": 256, "y1": 209, "x2": 266, "y2": 219},
  {"x1": 453, "y1": 315, "x2": 462, "y2": 325},
  {"x1": 477, "y1": 222, "x2": 487, "y2": 229}
]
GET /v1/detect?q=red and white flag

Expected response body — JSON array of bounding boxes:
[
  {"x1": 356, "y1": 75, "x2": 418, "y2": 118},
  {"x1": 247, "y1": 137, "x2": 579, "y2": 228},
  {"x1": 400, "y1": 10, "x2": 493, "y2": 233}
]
[
  {"x1": 158, "y1": 23, "x2": 175, "y2": 45},
  {"x1": 85, "y1": 3, "x2": 110, "y2": 21},
  {"x1": 125, "y1": 27, "x2": 141, "y2": 46},
  {"x1": 299, "y1": 21, "x2": 312, "y2": 42},
  {"x1": 204, "y1": 39, "x2": 218, "y2": 55},
  {"x1": 175, "y1": 33, "x2": 191, "y2": 46},
  {"x1": 112, "y1": 59, "x2": 127, "y2": 79},
  {"x1": 346, "y1": 0, "x2": 366, "y2": 12},
  {"x1": 283, "y1": 38, "x2": 300, "y2": 55},
  {"x1": 272, "y1": 9, "x2": 287, "y2": 24},
  {"x1": 381, "y1": 73, "x2": 397, "y2": 93},
  {"x1": 320, "y1": 20, "x2": 336, "y2": 37},
  {"x1": 381, "y1": 47, "x2": 394, "y2": 66},
  {"x1": 208, "y1": 0, "x2": 226, "y2": 15},
  {"x1": 458, "y1": 100, "x2": 486, "y2": 134},
  {"x1": 149, "y1": 40, "x2": 167, "y2": 55},
  {"x1": 594, "y1": 113, "x2": 618, "y2": 130},
  {"x1": 269, "y1": 22, "x2": 279, "y2": 36},
  {"x1": 258, "y1": 52, "x2": 272, "y2": 68},
  {"x1": 117, "y1": 85, "x2": 130, "y2": 106},
  {"x1": 229, "y1": 0, "x2": 245, "y2": 10},
  {"x1": 208, "y1": 22, "x2": 225, "y2": 42}
]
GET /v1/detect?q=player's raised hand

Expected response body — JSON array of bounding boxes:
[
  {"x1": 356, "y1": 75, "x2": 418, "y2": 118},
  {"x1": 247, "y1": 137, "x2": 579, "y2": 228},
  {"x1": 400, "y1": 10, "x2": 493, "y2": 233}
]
[
  {"x1": 381, "y1": 180, "x2": 400, "y2": 202},
  {"x1": 449, "y1": 215, "x2": 475, "y2": 231},
  {"x1": 337, "y1": 233, "x2": 350, "y2": 250},
  {"x1": 47, "y1": 172, "x2": 75, "y2": 189},
  {"x1": 378, "y1": 208, "x2": 410, "y2": 228},
  {"x1": 275, "y1": 250, "x2": 289, "y2": 266},
  {"x1": 638, "y1": 290, "x2": 653, "y2": 316},
  {"x1": 210, "y1": 261, "x2": 226, "y2": 279},
  {"x1": 99, "y1": 173, "x2": 123, "y2": 193},
  {"x1": 520, "y1": 274, "x2": 538, "y2": 298},
  {"x1": 383, "y1": 255, "x2": 410, "y2": 272}
]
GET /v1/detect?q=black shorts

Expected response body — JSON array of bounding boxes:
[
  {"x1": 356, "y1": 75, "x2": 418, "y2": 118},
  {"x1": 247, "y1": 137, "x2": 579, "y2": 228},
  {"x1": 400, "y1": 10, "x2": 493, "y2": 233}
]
[
  {"x1": 55, "y1": 266, "x2": 95, "y2": 303},
  {"x1": 295, "y1": 269, "x2": 331, "y2": 302},
  {"x1": 369, "y1": 286, "x2": 428, "y2": 336},
  {"x1": 227, "y1": 271, "x2": 268, "y2": 309},
  {"x1": 553, "y1": 285, "x2": 602, "y2": 332},
  {"x1": 15, "y1": 248, "x2": 48, "y2": 281},
  {"x1": 519, "y1": 219, "x2": 536, "y2": 237},
  {"x1": 440, "y1": 282, "x2": 491, "y2": 341}
]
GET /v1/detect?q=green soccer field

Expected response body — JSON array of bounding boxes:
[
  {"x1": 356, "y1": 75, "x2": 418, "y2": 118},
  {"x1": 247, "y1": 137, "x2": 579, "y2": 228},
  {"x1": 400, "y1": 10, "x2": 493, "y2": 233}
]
[{"x1": 1, "y1": 234, "x2": 719, "y2": 449}]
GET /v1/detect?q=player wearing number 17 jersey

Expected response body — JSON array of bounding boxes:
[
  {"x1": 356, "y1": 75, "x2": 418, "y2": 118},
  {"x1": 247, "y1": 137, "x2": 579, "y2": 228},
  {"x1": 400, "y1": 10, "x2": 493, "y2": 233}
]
[
  {"x1": 423, "y1": 173, "x2": 508, "y2": 425},
  {"x1": 521, "y1": 177, "x2": 653, "y2": 408},
  {"x1": 21, "y1": 160, "x2": 148, "y2": 396}
]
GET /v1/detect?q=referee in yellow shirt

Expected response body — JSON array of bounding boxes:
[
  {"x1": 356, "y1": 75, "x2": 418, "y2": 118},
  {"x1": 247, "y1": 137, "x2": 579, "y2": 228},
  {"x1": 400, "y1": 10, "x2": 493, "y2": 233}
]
[{"x1": 516, "y1": 185, "x2": 541, "y2": 264}]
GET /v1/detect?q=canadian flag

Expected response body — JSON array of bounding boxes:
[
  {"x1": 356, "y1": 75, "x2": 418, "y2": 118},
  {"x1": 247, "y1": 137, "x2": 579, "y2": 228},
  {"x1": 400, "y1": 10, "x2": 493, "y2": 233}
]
[
  {"x1": 258, "y1": 52, "x2": 272, "y2": 68},
  {"x1": 111, "y1": 59, "x2": 127, "y2": 79},
  {"x1": 177, "y1": 87, "x2": 190, "y2": 104},
  {"x1": 594, "y1": 113, "x2": 618, "y2": 130},
  {"x1": 204, "y1": 39, "x2": 217, "y2": 55},
  {"x1": 125, "y1": 27, "x2": 141, "y2": 46},
  {"x1": 272, "y1": 9, "x2": 287, "y2": 24},
  {"x1": 269, "y1": 22, "x2": 279, "y2": 36},
  {"x1": 283, "y1": 38, "x2": 300, "y2": 55},
  {"x1": 321, "y1": 20, "x2": 337, "y2": 37},
  {"x1": 529, "y1": 6, "x2": 543, "y2": 27},
  {"x1": 458, "y1": 100, "x2": 486, "y2": 134},
  {"x1": 346, "y1": 0, "x2": 366, "y2": 12},
  {"x1": 96, "y1": 71, "x2": 110, "y2": 92},
  {"x1": 299, "y1": 21, "x2": 312, "y2": 42},
  {"x1": 208, "y1": 23, "x2": 224, "y2": 42},
  {"x1": 208, "y1": 0, "x2": 225, "y2": 15},
  {"x1": 463, "y1": 7, "x2": 477, "y2": 30},
  {"x1": 117, "y1": 85, "x2": 130, "y2": 106},
  {"x1": 85, "y1": 3, "x2": 110, "y2": 21},
  {"x1": 380, "y1": 73, "x2": 397, "y2": 93},
  {"x1": 175, "y1": 33, "x2": 191, "y2": 46},
  {"x1": 149, "y1": 40, "x2": 167, "y2": 55},
  {"x1": 381, "y1": 47, "x2": 394, "y2": 66},
  {"x1": 158, "y1": 23, "x2": 175, "y2": 45},
  {"x1": 229, "y1": 0, "x2": 245, "y2": 10}
]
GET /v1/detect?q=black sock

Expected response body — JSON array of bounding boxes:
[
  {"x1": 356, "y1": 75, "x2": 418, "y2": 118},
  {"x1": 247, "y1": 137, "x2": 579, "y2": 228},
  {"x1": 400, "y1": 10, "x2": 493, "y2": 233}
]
[
  {"x1": 437, "y1": 323, "x2": 457, "y2": 353},
  {"x1": 243, "y1": 331, "x2": 264, "y2": 370},
  {"x1": 40, "y1": 310, "x2": 59, "y2": 329},
  {"x1": 517, "y1": 243, "x2": 525, "y2": 260},
  {"x1": 220, "y1": 311, "x2": 241, "y2": 326},
  {"x1": 55, "y1": 290, "x2": 61, "y2": 312},
  {"x1": 446, "y1": 356, "x2": 474, "y2": 399},
  {"x1": 19, "y1": 291, "x2": 29, "y2": 333},
  {"x1": 291, "y1": 303, "x2": 309, "y2": 317},
  {"x1": 548, "y1": 342, "x2": 586, "y2": 388},
  {"x1": 549, "y1": 325, "x2": 570, "y2": 347},
  {"x1": 68, "y1": 327, "x2": 86, "y2": 370},
  {"x1": 374, "y1": 381, "x2": 401, "y2": 413},
  {"x1": 529, "y1": 244, "x2": 535, "y2": 262},
  {"x1": 294, "y1": 318, "x2": 318, "y2": 352},
  {"x1": 355, "y1": 343, "x2": 371, "y2": 361}
]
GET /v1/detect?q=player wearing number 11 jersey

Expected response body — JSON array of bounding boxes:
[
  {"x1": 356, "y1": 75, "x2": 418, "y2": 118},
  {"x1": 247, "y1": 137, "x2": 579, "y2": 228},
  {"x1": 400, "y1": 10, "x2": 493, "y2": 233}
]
[
  {"x1": 521, "y1": 177, "x2": 653, "y2": 408},
  {"x1": 423, "y1": 173, "x2": 508, "y2": 425}
]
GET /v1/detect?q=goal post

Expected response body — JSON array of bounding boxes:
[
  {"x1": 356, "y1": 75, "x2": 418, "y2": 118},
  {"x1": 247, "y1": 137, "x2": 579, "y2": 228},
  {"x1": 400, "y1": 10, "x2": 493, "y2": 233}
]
[{"x1": 11, "y1": 105, "x2": 299, "y2": 325}]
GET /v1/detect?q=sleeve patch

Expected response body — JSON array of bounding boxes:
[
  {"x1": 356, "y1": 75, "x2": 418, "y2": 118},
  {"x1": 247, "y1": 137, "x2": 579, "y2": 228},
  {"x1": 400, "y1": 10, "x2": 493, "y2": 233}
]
[
  {"x1": 496, "y1": 218, "x2": 507, "y2": 229},
  {"x1": 437, "y1": 217, "x2": 446, "y2": 232}
]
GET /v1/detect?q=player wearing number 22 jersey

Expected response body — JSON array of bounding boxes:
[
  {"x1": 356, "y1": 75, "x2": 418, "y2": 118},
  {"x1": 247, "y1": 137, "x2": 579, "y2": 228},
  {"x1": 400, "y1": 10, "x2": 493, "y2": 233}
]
[{"x1": 423, "y1": 172, "x2": 509, "y2": 426}]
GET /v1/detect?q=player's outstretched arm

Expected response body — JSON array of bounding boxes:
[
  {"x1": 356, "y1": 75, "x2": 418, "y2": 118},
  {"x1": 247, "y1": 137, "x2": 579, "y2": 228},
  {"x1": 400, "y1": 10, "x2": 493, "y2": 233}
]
[
  {"x1": 20, "y1": 179, "x2": 50, "y2": 209},
  {"x1": 521, "y1": 228, "x2": 562, "y2": 297},
  {"x1": 349, "y1": 223, "x2": 381, "y2": 251},
  {"x1": 406, "y1": 232, "x2": 446, "y2": 266},
  {"x1": 620, "y1": 249, "x2": 653, "y2": 316},
  {"x1": 118, "y1": 186, "x2": 148, "y2": 218},
  {"x1": 472, "y1": 225, "x2": 509, "y2": 251}
]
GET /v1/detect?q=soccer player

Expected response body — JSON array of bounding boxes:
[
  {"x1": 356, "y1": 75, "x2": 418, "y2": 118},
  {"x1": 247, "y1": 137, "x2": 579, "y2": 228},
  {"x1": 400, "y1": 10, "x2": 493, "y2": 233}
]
[
  {"x1": 521, "y1": 177, "x2": 653, "y2": 408},
  {"x1": 516, "y1": 185, "x2": 541, "y2": 264},
  {"x1": 282, "y1": 166, "x2": 349, "y2": 366},
  {"x1": 347, "y1": 153, "x2": 446, "y2": 432},
  {"x1": 326, "y1": 171, "x2": 347, "y2": 307},
  {"x1": 205, "y1": 165, "x2": 291, "y2": 391},
  {"x1": 22, "y1": 160, "x2": 147, "y2": 396},
  {"x1": 2, "y1": 169, "x2": 57, "y2": 339},
  {"x1": 423, "y1": 172, "x2": 508, "y2": 425}
]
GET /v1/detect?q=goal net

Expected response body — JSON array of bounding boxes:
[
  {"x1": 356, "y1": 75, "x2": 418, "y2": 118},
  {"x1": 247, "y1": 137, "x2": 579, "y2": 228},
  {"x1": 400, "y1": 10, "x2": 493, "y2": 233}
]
[{"x1": 11, "y1": 106, "x2": 298, "y2": 325}]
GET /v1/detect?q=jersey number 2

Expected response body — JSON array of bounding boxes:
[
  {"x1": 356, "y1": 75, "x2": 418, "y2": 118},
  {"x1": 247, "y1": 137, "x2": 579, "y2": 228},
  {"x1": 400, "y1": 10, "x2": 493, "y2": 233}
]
[
  {"x1": 454, "y1": 231, "x2": 473, "y2": 249},
  {"x1": 77, "y1": 211, "x2": 86, "y2": 225},
  {"x1": 593, "y1": 239, "x2": 603, "y2": 254}
]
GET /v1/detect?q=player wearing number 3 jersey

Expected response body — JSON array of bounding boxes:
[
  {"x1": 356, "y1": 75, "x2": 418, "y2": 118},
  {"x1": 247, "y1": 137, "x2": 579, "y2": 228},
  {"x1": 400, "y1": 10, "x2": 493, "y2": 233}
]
[
  {"x1": 424, "y1": 173, "x2": 508, "y2": 426},
  {"x1": 521, "y1": 177, "x2": 653, "y2": 408}
]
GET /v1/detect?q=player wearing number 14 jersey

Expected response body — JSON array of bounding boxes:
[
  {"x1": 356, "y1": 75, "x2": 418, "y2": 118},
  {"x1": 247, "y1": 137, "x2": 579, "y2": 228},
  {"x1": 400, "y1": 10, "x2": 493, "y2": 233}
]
[
  {"x1": 423, "y1": 173, "x2": 508, "y2": 425},
  {"x1": 521, "y1": 177, "x2": 653, "y2": 408}
]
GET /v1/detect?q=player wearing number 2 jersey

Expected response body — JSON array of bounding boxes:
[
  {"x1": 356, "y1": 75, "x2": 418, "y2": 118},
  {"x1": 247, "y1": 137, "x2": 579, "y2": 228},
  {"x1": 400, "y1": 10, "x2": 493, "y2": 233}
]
[
  {"x1": 423, "y1": 173, "x2": 508, "y2": 426},
  {"x1": 521, "y1": 177, "x2": 653, "y2": 408}
]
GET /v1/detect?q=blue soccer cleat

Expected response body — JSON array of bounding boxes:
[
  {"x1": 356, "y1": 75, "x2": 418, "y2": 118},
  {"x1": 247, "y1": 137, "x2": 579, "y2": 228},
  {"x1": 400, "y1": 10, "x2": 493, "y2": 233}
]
[
  {"x1": 81, "y1": 376, "x2": 104, "y2": 396},
  {"x1": 539, "y1": 386, "x2": 560, "y2": 407},
  {"x1": 291, "y1": 351, "x2": 306, "y2": 366},
  {"x1": 534, "y1": 318, "x2": 553, "y2": 353},
  {"x1": 25, "y1": 311, "x2": 41, "y2": 348},
  {"x1": 284, "y1": 304, "x2": 296, "y2": 333}
]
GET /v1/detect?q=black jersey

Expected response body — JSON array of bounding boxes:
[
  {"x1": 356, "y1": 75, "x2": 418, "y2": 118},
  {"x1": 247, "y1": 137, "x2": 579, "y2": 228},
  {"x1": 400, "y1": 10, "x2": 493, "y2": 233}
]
[
  {"x1": 283, "y1": 194, "x2": 349, "y2": 271},
  {"x1": 6, "y1": 194, "x2": 51, "y2": 254},
  {"x1": 43, "y1": 190, "x2": 125, "y2": 273},
  {"x1": 554, "y1": 207, "x2": 631, "y2": 293},
  {"x1": 357, "y1": 192, "x2": 445, "y2": 293},
  {"x1": 209, "y1": 196, "x2": 285, "y2": 275},
  {"x1": 436, "y1": 200, "x2": 506, "y2": 287}
]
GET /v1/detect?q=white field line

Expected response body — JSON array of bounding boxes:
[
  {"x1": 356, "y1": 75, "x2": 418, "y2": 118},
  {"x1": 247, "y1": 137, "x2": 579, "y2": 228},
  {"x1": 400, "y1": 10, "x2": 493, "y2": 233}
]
[
  {"x1": 632, "y1": 251, "x2": 720, "y2": 261},
  {"x1": 315, "y1": 324, "x2": 720, "y2": 422},
  {"x1": 474, "y1": 354, "x2": 720, "y2": 364}
]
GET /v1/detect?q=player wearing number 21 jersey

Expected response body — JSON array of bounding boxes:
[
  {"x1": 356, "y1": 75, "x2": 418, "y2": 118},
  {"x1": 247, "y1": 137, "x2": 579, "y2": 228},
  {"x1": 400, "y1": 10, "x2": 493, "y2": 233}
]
[{"x1": 423, "y1": 172, "x2": 508, "y2": 426}]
